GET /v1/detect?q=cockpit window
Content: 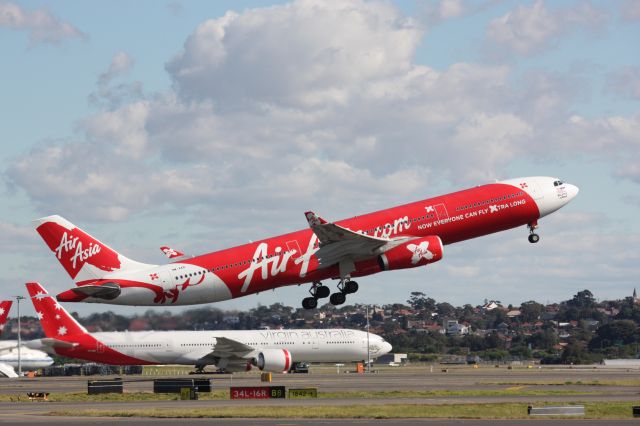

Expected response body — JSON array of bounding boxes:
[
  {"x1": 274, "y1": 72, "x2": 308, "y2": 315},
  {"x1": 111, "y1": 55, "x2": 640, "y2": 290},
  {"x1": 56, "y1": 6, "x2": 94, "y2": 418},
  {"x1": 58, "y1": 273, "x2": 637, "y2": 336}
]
[{"x1": 553, "y1": 180, "x2": 564, "y2": 186}]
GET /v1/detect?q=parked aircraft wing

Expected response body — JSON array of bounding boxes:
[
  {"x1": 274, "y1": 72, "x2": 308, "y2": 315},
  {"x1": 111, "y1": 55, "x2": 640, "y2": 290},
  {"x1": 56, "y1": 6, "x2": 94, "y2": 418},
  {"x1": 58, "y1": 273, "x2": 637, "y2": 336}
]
[
  {"x1": 195, "y1": 336, "x2": 255, "y2": 366},
  {"x1": 210, "y1": 337, "x2": 255, "y2": 356},
  {"x1": 0, "y1": 363, "x2": 18, "y2": 378}
]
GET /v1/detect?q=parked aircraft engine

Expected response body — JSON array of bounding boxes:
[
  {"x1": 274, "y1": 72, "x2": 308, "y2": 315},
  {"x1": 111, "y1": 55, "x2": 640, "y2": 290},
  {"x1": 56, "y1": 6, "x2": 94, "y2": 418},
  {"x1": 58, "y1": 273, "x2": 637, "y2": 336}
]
[
  {"x1": 378, "y1": 236, "x2": 443, "y2": 271},
  {"x1": 256, "y1": 349, "x2": 292, "y2": 373}
]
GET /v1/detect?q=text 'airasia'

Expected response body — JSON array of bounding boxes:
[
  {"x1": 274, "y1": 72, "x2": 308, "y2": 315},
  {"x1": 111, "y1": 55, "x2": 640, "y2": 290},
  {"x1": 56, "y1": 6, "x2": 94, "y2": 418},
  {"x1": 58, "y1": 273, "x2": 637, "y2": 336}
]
[{"x1": 34, "y1": 176, "x2": 578, "y2": 309}]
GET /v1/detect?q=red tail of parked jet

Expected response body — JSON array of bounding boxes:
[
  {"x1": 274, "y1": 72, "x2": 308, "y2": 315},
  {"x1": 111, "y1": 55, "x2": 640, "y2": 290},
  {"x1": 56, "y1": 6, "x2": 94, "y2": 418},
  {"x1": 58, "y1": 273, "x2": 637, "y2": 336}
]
[
  {"x1": 0, "y1": 300, "x2": 12, "y2": 336},
  {"x1": 25, "y1": 282, "x2": 153, "y2": 365},
  {"x1": 34, "y1": 176, "x2": 578, "y2": 309}
]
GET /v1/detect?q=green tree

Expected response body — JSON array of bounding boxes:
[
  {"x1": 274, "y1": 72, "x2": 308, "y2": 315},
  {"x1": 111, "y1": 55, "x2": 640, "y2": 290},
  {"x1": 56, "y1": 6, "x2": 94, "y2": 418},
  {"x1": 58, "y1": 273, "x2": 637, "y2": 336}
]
[
  {"x1": 568, "y1": 290, "x2": 596, "y2": 309},
  {"x1": 407, "y1": 292, "x2": 436, "y2": 312},
  {"x1": 589, "y1": 320, "x2": 639, "y2": 349},
  {"x1": 519, "y1": 301, "x2": 544, "y2": 323},
  {"x1": 436, "y1": 302, "x2": 456, "y2": 318}
]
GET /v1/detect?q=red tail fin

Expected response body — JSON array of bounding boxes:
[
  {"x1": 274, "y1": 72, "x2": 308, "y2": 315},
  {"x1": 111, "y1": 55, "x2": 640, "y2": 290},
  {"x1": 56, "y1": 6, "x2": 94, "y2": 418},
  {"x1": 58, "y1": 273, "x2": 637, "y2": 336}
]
[
  {"x1": 34, "y1": 215, "x2": 154, "y2": 284},
  {"x1": 26, "y1": 282, "x2": 88, "y2": 338},
  {"x1": 0, "y1": 300, "x2": 12, "y2": 336}
]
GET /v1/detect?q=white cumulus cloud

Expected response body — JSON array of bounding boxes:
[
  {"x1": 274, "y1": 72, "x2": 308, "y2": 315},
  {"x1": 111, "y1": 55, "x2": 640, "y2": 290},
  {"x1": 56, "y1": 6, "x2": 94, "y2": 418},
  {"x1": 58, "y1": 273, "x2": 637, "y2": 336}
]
[
  {"x1": 487, "y1": 0, "x2": 608, "y2": 56},
  {"x1": 0, "y1": 1, "x2": 86, "y2": 45}
]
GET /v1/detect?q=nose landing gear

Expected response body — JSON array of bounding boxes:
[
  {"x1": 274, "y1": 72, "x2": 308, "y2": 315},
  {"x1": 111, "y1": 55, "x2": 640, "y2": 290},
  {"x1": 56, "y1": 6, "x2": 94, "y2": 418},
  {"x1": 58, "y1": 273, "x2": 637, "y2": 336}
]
[{"x1": 528, "y1": 220, "x2": 540, "y2": 243}]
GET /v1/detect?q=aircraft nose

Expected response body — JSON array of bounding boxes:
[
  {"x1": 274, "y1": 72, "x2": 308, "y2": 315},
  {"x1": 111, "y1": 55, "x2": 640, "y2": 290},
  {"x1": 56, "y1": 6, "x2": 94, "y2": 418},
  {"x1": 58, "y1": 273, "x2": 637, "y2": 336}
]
[
  {"x1": 381, "y1": 341, "x2": 393, "y2": 354},
  {"x1": 565, "y1": 183, "x2": 579, "y2": 201}
]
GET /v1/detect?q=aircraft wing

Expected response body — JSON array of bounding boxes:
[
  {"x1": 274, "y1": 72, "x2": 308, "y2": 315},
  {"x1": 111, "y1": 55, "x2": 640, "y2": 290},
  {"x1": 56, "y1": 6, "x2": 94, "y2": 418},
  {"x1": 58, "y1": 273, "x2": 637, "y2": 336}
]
[
  {"x1": 304, "y1": 211, "x2": 399, "y2": 272},
  {"x1": 196, "y1": 336, "x2": 256, "y2": 365}
]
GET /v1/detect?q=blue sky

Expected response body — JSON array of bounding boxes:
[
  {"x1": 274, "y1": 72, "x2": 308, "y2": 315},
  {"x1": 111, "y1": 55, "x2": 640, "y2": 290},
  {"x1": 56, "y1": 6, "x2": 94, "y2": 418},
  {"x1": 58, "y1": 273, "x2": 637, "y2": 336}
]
[{"x1": 1, "y1": 0, "x2": 639, "y2": 317}]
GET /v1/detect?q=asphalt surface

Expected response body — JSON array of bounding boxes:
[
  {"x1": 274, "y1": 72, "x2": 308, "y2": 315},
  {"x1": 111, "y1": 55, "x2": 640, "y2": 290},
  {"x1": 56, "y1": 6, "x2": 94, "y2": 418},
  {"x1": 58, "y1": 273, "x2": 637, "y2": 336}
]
[{"x1": 1, "y1": 365, "x2": 639, "y2": 424}]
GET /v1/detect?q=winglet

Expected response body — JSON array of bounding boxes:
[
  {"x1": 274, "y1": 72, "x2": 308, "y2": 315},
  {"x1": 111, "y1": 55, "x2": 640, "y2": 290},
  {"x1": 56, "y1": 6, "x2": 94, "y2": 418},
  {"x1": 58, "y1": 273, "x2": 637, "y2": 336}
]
[
  {"x1": 160, "y1": 246, "x2": 185, "y2": 259},
  {"x1": 305, "y1": 211, "x2": 327, "y2": 227}
]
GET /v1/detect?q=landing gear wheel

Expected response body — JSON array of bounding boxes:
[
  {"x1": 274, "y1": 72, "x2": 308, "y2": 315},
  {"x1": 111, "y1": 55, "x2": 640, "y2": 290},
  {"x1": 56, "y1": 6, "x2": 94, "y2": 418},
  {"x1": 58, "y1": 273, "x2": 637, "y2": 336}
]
[
  {"x1": 315, "y1": 285, "x2": 330, "y2": 299},
  {"x1": 330, "y1": 292, "x2": 346, "y2": 306},
  {"x1": 344, "y1": 280, "x2": 359, "y2": 294},
  {"x1": 302, "y1": 297, "x2": 318, "y2": 309},
  {"x1": 528, "y1": 233, "x2": 540, "y2": 243}
]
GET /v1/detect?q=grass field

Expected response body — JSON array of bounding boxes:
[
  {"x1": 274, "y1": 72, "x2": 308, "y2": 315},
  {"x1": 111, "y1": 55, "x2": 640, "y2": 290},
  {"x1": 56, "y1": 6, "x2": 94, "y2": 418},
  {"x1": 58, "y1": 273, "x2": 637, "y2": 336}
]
[
  {"x1": 0, "y1": 388, "x2": 597, "y2": 403},
  {"x1": 49, "y1": 401, "x2": 636, "y2": 420}
]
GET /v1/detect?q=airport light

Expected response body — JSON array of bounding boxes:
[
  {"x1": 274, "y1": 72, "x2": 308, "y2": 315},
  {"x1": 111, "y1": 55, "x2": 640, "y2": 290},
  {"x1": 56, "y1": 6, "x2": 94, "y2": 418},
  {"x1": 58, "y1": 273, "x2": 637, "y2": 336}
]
[{"x1": 14, "y1": 295, "x2": 25, "y2": 377}]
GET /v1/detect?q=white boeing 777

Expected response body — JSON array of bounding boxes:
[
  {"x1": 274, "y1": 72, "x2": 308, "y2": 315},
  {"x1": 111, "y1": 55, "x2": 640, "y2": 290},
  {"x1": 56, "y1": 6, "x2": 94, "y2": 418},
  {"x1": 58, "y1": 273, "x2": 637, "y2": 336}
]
[{"x1": 26, "y1": 283, "x2": 392, "y2": 373}]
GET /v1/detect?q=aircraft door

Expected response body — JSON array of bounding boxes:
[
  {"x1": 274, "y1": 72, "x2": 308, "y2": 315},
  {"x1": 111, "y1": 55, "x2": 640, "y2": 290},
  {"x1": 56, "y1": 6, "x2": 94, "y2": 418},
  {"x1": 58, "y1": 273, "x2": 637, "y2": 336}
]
[
  {"x1": 434, "y1": 203, "x2": 449, "y2": 220},
  {"x1": 286, "y1": 240, "x2": 302, "y2": 260},
  {"x1": 159, "y1": 269, "x2": 173, "y2": 287},
  {"x1": 523, "y1": 180, "x2": 544, "y2": 200},
  {"x1": 96, "y1": 342, "x2": 105, "y2": 353}
]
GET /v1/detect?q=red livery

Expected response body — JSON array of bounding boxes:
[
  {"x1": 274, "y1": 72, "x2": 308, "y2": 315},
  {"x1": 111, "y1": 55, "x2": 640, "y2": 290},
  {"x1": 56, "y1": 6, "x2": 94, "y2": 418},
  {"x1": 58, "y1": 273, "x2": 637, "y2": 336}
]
[{"x1": 33, "y1": 176, "x2": 578, "y2": 308}]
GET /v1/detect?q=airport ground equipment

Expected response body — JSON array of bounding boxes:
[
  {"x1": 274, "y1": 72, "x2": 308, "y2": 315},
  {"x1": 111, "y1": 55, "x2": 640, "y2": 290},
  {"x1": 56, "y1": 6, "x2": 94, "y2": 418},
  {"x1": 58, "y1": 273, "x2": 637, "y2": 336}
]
[
  {"x1": 26, "y1": 392, "x2": 49, "y2": 401},
  {"x1": 87, "y1": 378, "x2": 123, "y2": 395},
  {"x1": 528, "y1": 405, "x2": 585, "y2": 416},
  {"x1": 153, "y1": 378, "x2": 211, "y2": 394}
]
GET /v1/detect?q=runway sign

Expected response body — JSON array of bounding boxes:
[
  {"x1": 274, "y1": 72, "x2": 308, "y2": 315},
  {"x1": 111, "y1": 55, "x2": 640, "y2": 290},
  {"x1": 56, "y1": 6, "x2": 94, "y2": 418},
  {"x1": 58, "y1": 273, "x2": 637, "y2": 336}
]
[
  {"x1": 230, "y1": 386, "x2": 286, "y2": 399},
  {"x1": 288, "y1": 388, "x2": 317, "y2": 398}
]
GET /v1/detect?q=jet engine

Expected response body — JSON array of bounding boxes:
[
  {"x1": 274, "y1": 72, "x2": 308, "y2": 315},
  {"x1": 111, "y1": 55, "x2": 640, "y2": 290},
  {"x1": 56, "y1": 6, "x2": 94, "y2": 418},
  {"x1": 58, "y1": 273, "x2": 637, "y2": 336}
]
[
  {"x1": 378, "y1": 236, "x2": 443, "y2": 271},
  {"x1": 256, "y1": 349, "x2": 292, "y2": 373}
]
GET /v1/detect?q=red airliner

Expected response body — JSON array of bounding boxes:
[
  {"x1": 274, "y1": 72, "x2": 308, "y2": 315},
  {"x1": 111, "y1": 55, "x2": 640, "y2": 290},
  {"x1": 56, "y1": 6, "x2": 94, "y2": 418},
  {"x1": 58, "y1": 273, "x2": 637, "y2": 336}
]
[{"x1": 34, "y1": 176, "x2": 578, "y2": 309}]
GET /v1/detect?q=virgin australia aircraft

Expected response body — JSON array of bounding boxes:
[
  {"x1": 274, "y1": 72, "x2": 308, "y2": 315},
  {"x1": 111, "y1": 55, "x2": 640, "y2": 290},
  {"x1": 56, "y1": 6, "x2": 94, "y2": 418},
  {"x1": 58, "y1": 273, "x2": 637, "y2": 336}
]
[{"x1": 26, "y1": 283, "x2": 392, "y2": 373}]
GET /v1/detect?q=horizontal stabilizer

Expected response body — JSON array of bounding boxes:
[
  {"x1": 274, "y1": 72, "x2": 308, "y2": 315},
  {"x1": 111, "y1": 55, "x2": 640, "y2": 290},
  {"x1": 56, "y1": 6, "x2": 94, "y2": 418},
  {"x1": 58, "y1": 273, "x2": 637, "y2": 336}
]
[
  {"x1": 71, "y1": 283, "x2": 121, "y2": 300},
  {"x1": 27, "y1": 338, "x2": 79, "y2": 350}
]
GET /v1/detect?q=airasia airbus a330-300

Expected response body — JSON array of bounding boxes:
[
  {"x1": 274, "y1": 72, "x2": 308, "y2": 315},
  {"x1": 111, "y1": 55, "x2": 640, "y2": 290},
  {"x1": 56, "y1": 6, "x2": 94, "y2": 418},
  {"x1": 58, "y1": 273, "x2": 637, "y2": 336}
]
[{"x1": 34, "y1": 176, "x2": 578, "y2": 309}]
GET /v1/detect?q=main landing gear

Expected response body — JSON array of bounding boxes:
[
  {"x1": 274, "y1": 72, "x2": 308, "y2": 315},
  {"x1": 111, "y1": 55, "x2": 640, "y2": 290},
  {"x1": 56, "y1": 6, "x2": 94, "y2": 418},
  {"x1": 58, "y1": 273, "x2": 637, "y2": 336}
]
[
  {"x1": 329, "y1": 277, "x2": 358, "y2": 306},
  {"x1": 301, "y1": 278, "x2": 359, "y2": 309},
  {"x1": 302, "y1": 281, "x2": 330, "y2": 309},
  {"x1": 527, "y1": 220, "x2": 540, "y2": 244}
]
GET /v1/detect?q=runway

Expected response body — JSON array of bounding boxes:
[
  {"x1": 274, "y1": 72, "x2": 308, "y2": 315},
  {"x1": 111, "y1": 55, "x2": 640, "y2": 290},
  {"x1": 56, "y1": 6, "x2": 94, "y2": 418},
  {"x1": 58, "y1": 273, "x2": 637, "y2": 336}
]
[
  {"x1": 2, "y1": 365, "x2": 638, "y2": 395},
  {"x1": 1, "y1": 365, "x2": 639, "y2": 424}
]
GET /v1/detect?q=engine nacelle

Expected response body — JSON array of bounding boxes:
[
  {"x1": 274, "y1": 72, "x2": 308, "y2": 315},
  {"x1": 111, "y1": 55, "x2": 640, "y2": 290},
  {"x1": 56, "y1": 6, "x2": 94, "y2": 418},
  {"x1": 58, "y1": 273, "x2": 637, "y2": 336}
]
[
  {"x1": 378, "y1": 236, "x2": 444, "y2": 271},
  {"x1": 256, "y1": 349, "x2": 292, "y2": 373}
]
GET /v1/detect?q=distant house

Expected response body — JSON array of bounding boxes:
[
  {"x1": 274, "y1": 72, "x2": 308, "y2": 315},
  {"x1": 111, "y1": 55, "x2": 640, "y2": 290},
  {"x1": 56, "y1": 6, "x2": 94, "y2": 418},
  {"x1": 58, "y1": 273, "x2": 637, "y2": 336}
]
[
  {"x1": 541, "y1": 311, "x2": 558, "y2": 320},
  {"x1": 496, "y1": 322, "x2": 509, "y2": 331},
  {"x1": 444, "y1": 320, "x2": 469, "y2": 335},
  {"x1": 482, "y1": 300, "x2": 504, "y2": 311},
  {"x1": 223, "y1": 315, "x2": 240, "y2": 325},
  {"x1": 129, "y1": 318, "x2": 150, "y2": 331},
  {"x1": 596, "y1": 307, "x2": 620, "y2": 317},
  {"x1": 583, "y1": 319, "x2": 599, "y2": 329},
  {"x1": 506, "y1": 310, "x2": 521, "y2": 318}
]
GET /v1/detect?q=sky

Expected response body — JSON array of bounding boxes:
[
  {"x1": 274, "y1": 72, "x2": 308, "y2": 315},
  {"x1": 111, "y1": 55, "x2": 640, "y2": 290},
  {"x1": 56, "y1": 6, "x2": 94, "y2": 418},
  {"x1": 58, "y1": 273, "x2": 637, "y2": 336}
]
[{"x1": 0, "y1": 0, "x2": 639, "y2": 318}]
